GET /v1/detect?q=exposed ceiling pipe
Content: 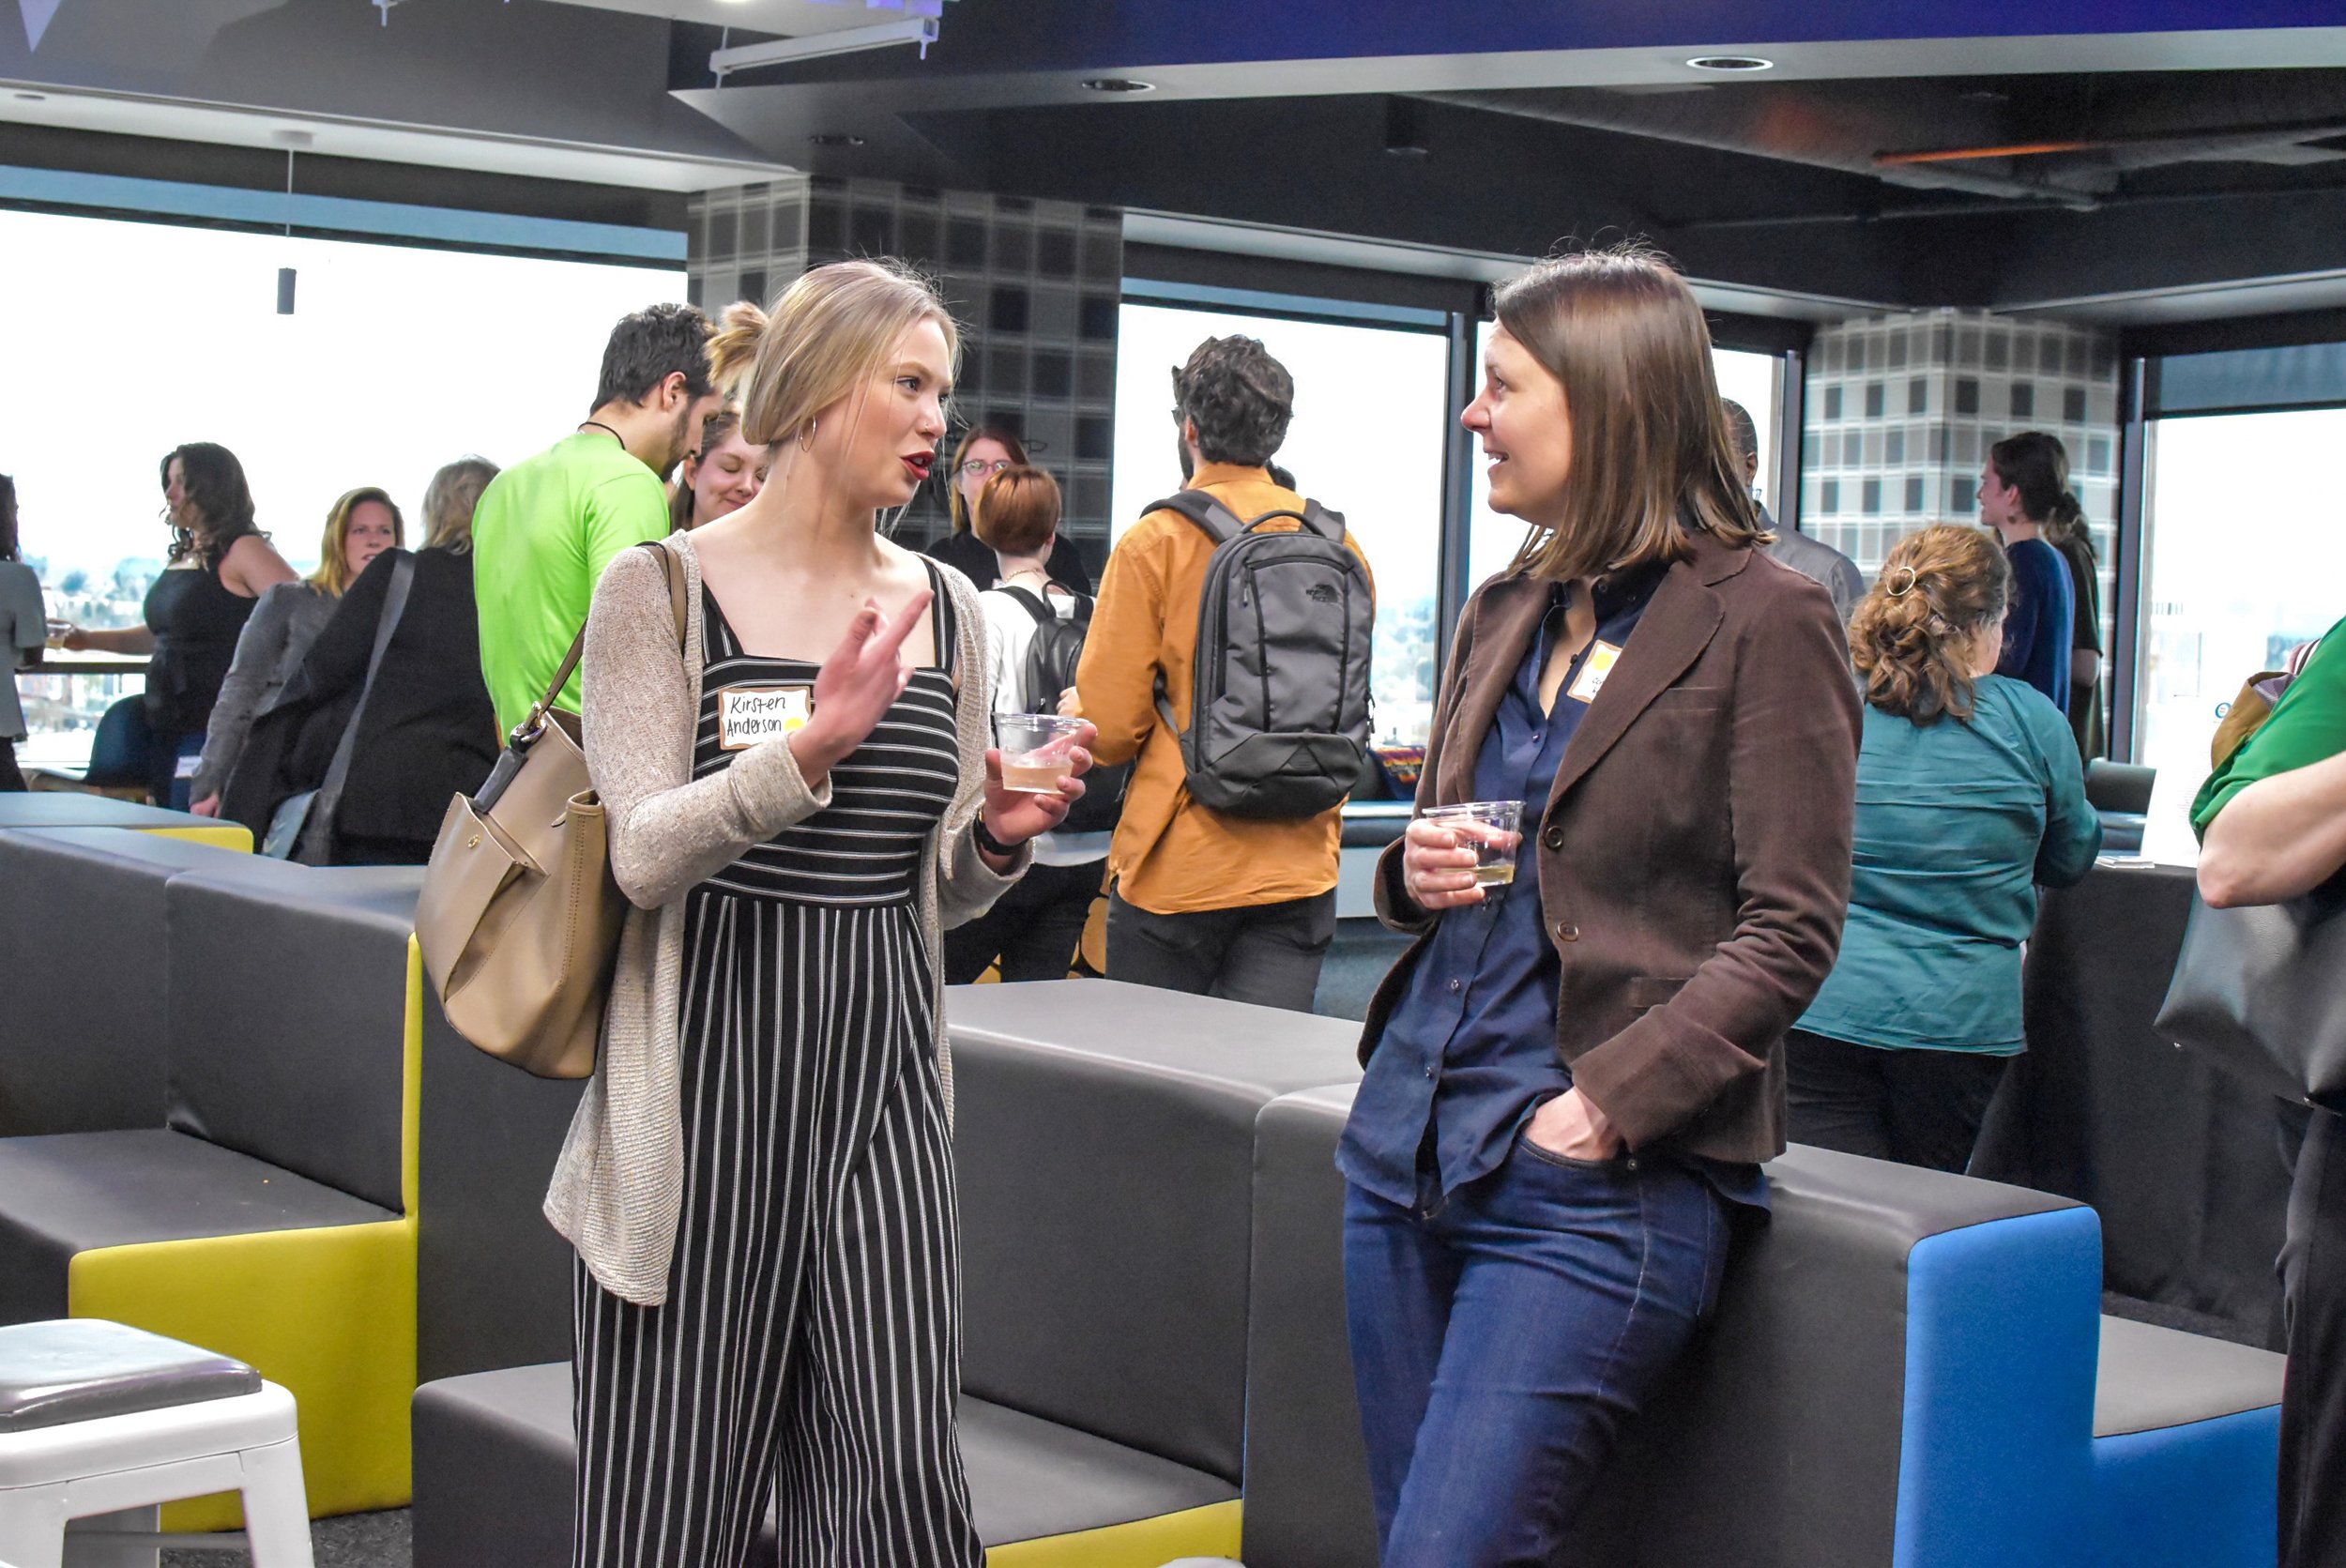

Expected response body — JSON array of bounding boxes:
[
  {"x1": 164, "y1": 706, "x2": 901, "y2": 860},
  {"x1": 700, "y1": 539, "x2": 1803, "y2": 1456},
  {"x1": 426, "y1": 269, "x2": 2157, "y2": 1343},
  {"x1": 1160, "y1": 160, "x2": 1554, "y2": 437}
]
[
  {"x1": 1418, "y1": 85, "x2": 2102, "y2": 211},
  {"x1": 1879, "y1": 116, "x2": 2346, "y2": 172}
]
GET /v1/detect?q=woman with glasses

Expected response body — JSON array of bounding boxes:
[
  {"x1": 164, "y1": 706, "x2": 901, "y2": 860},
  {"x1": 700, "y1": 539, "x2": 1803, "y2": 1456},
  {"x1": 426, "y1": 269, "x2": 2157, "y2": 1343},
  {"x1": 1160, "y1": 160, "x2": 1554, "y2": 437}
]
[{"x1": 923, "y1": 424, "x2": 1093, "y2": 592}]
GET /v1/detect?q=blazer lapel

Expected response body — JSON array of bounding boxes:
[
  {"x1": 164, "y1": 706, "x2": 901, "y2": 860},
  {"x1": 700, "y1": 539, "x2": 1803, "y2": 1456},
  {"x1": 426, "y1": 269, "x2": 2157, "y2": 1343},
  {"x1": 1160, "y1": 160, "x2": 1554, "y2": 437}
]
[
  {"x1": 1546, "y1": 557, "x2": 1726, "y2": 812},
  {"x1": 1435, "y1": 576, "x2": 1550, "y2": 807}
]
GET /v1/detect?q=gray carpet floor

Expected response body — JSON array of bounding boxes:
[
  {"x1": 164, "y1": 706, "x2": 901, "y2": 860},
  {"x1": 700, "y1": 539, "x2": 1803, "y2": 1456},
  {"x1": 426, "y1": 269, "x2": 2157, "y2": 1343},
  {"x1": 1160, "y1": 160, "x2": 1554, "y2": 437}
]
[{"x1": 158, "y1": 1509, "x2": 409, "y2": 1567}]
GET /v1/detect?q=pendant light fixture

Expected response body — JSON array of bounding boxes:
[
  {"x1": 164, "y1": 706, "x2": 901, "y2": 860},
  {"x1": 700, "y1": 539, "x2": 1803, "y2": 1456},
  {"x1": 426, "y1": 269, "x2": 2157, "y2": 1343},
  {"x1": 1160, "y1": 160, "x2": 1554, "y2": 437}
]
[{"x1": 271, "y1": 129, "x2": 312, "y2": 315}]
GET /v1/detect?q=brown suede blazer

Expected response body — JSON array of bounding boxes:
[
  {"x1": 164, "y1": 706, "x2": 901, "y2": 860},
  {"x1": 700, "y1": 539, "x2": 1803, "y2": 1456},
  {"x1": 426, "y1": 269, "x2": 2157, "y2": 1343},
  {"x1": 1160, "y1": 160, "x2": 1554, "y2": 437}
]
[{"x1": 1365, "y1": 532, "x2": 1862, "y2": 1164}]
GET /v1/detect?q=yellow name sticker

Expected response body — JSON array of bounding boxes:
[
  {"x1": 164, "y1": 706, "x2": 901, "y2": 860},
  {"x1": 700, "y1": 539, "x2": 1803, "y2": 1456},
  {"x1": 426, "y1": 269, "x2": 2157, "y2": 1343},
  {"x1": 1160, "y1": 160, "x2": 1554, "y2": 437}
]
[
  {"x1": 718, "y1": 685, "x2": 812, "y2": 751},
  {"x1": 1567, "y1": 640, "x2": 1623, "y2": 706}
]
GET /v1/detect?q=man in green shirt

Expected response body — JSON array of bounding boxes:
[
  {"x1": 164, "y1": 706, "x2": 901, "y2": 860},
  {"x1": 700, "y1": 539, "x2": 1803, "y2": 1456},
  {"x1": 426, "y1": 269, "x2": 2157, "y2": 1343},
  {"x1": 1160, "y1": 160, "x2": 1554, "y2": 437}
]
[
  {"x1": 2193, "y1": 617, "x2": 2346, "y2": 882},
  {"x1": 474, "y1": 303, "x2": 725, "y2": 733},
  {"x1": 2190, "y1": 617, "x2": 2346, "y2": 1568}
]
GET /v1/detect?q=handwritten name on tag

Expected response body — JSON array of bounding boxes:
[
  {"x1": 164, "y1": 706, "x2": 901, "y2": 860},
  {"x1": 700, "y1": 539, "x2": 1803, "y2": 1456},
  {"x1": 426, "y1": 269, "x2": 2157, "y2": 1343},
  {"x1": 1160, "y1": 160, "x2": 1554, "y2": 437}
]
[
  {"x1": 719, "y1": 686, "x2": 812, "y2": 751},
  {"x1": 1567, "y1": 640, "x2": 1623, "y2": 706}
]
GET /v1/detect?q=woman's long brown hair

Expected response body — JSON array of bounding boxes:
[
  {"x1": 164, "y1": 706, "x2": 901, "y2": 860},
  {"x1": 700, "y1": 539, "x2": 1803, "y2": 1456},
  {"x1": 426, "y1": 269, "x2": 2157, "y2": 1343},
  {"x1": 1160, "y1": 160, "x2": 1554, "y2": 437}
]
[{"x1": 1493, "y1": 244, "x2": 1769, "y2": 583}]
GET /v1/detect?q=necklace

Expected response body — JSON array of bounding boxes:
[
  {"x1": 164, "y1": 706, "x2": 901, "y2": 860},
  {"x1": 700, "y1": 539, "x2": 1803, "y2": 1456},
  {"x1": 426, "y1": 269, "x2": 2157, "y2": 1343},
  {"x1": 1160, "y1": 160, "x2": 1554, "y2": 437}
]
[{"x1": 579, "y1": 419, "x2": 624, "y2": 445}]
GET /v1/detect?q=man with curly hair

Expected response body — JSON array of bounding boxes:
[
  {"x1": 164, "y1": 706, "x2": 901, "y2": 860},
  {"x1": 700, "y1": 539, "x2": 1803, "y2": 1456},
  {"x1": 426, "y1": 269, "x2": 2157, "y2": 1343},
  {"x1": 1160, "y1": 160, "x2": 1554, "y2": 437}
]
[{"x1": 1070, "y1": 334, "x2": 1374, "y2": 1010}]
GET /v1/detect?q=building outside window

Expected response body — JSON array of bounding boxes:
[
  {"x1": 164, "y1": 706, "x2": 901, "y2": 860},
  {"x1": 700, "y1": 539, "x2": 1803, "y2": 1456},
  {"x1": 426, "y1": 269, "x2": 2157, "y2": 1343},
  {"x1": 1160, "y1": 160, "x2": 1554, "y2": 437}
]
[
  {"x1": 0, "y1": 206, "x2": 684, "y2": 772},
  {"x1": 1110, "y1": 300, "x2": 1449, "y2": 748},
  {"x1": 2134, "y1": 407, "x2": 2346, "y2": 854}
]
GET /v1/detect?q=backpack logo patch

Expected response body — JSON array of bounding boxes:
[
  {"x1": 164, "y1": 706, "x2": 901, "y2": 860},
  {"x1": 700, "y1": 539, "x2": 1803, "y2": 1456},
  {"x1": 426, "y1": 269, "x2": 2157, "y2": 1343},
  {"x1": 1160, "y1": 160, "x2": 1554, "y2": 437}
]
[{"x1": 1306, "y1": 583, "x2": 1339, "y2": 604}]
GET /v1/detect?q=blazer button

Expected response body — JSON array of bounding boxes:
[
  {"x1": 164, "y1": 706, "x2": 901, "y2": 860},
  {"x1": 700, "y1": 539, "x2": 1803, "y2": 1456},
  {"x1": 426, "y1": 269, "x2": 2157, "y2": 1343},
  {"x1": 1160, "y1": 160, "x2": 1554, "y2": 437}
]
[
  {"x1": 1554, "y1": 921, "x2": 1579, "y2": 942},
  {"x1": 1544, "y1": 827, "x2": 1565, "y2": 851}
]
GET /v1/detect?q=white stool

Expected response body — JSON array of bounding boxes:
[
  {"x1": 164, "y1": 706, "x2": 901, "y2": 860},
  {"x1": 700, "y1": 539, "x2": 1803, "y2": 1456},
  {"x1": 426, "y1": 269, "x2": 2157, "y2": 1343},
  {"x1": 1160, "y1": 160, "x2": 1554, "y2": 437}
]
[{"x1": 0, "y1": 1321, "x2": 312, "y2": 1568}]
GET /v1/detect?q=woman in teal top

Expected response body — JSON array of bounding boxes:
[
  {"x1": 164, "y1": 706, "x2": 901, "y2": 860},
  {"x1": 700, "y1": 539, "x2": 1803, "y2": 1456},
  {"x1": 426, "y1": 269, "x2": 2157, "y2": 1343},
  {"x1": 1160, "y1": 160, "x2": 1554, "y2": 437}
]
[{"x1": 1789, "y1": 523, "x2": 2102, "y2": 1171}]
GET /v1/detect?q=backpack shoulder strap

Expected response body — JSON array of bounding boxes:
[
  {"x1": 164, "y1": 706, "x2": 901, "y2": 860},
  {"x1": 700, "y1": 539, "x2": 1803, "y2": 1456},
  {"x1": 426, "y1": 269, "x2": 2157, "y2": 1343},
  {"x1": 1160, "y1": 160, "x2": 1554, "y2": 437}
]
[
  {"x1": 1297, "y1": 499, "x2": 1347, "y2": 541},
  {"x1": 1148, "y1": 491, "x2": 1246, "y2": 545},
  {"x1": 997, "y1": 584, "x2": 1055, "y2": 626}
]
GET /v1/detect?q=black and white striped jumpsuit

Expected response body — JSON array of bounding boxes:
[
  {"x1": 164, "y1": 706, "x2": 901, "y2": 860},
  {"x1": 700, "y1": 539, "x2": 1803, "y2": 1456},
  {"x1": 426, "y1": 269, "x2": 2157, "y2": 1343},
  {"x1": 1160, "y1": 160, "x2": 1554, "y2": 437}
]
[{"x1": 572, "y1": 566, "x2": 983, "y2": 1568}]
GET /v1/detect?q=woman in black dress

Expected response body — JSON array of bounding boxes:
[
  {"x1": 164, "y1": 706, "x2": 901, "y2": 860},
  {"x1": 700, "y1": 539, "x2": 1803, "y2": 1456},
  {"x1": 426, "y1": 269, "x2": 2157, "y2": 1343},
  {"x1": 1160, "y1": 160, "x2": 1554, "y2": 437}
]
[{"x1": 59, "y1": 443, "x2": 295, "y2": 807}]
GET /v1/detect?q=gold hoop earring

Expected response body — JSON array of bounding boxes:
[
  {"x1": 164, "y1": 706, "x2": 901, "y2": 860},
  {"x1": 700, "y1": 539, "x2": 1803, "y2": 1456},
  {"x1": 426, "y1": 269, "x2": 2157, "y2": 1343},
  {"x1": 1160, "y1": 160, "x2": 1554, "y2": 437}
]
[{"x1": 798, "y1": 419, "x2": 818, "y2": 451}]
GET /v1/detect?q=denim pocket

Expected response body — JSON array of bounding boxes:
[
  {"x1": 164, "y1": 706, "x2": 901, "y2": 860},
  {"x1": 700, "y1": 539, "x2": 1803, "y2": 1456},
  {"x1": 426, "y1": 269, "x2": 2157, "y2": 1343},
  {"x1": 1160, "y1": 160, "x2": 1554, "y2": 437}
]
[{"x1": 1515, "y1": 1130, "x2": 1625, "y2": 1173}]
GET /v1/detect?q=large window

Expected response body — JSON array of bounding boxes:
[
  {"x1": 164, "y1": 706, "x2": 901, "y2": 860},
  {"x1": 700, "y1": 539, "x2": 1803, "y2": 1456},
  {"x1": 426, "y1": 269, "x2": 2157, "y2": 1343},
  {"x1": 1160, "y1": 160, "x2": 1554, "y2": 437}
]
[
  {"x1": 1111, "y1": 301, "x2": 1450, "y2": 747},
  {"x1": 2136, "y1": 408, "x2": 2346, "y2": 854},
  {"x1": 1, "y1": 206, "x2": 683, "y2": 766},
  {"x1": 1462, "y1": 322, "x2": 1784, "y2": 588}
]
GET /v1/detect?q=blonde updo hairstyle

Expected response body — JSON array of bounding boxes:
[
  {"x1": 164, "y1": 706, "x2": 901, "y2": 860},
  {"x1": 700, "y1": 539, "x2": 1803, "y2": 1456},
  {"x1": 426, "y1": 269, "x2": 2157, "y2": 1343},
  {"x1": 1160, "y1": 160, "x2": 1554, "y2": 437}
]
[
  {"x1": 1849, "y1": 523, "x2": 2012, "y2": 725},
  {"x1": 703, "y1": 260, "x2": 961, "y2": 465}
]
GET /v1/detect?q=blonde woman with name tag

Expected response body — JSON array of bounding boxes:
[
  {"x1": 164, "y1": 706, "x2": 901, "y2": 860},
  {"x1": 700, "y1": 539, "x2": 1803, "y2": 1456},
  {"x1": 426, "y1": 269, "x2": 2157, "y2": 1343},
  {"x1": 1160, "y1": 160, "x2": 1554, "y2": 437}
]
[{"x1": 553, "y1": 259, "x2": 1092, "y2": 1568}]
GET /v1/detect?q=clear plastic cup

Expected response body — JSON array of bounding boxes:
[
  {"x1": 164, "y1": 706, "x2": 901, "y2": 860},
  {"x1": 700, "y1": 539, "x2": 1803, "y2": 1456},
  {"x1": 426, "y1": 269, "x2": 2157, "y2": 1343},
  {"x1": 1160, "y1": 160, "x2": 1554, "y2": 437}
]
[
  {"x1": 1423, "y1": 799, "x2": 1525, "y2": 887},
  {"x1": 994, "y1": 712, "x2": 1087, "y2": 793}
]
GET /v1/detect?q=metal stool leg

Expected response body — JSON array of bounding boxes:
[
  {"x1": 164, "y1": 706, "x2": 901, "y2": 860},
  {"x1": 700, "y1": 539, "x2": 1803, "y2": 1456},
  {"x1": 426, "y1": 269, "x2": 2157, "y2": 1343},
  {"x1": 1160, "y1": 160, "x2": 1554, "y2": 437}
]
[
  {"x1": 0, "y1": 1489, "x2": 68, "y2": 1568},
  {"x1": 234, "y1": 1439, "x2": 312, "y2": 1568}
]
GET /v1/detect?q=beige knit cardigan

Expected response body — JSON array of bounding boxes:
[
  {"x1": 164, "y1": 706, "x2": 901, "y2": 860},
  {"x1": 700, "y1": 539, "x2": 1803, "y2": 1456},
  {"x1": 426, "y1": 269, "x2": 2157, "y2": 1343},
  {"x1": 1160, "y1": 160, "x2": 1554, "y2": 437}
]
[{"x1": 544, "y1": 532, "x2": 1025, "y2": 1305}]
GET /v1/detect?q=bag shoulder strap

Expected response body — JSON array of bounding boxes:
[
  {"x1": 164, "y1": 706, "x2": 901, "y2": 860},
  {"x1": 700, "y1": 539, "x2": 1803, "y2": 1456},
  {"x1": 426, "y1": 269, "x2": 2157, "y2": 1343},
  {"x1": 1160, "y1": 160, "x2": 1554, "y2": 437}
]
[
  {"x1": 1153, "y1": 489, "x2": 1347, "y2": 545},
  {"x1": 997, "y1": 584, "x2": 1055, "y2": 626},
  {"x1": 308, "y1": 551, "x2": 416, "y2": 842},
  {"x1": 1297, "y1": 499, "x2": 1348, "y2": 541},
  {"x1": 526, "y1": 538, "x2": 684, "y2": 738},
  {"x1": 1148, "y1": 491, "x2": 1246, "y2": 546}
]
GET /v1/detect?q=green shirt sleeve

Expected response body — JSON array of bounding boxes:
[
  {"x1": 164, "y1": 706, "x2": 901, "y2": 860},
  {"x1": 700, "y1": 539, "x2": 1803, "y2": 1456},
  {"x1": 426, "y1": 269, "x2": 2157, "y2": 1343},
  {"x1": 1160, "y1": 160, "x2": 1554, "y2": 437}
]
[{"x1": 2192, "y1": 614, "x2": 2346, "y2": 839}]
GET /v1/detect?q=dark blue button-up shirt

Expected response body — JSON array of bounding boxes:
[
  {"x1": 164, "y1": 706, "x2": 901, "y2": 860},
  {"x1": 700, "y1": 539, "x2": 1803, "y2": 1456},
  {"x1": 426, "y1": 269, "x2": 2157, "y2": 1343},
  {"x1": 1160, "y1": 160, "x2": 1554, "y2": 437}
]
[{"x1": 1338, "y1": 569, "x2": 1661, "y2": 1210}]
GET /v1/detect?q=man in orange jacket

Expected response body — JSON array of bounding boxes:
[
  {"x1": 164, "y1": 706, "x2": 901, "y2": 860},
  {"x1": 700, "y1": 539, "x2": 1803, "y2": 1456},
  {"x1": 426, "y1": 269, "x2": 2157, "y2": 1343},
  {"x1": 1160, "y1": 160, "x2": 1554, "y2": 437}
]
[{"x1": 1070, "y1": 336, "x2": 1374, "y2": 1011}]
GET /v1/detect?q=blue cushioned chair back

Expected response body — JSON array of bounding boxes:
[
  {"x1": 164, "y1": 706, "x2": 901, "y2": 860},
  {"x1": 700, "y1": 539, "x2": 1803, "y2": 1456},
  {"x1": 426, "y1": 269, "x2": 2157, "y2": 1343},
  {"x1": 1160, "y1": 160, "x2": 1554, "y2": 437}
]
[
  {"x1": 1897, "y1": 1207, "x2": 2100, "y2": 1567},
  {"x1": 81, "y1": 693, "x2": 158, "y2": 790}
]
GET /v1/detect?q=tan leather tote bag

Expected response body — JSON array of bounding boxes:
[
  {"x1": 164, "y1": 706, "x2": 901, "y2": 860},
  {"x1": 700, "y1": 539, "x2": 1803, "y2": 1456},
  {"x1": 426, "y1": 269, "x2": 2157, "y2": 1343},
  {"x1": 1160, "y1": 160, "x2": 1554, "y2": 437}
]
[{"x1": 416, "y1": 540, "x2": 686, "y2": 1078}]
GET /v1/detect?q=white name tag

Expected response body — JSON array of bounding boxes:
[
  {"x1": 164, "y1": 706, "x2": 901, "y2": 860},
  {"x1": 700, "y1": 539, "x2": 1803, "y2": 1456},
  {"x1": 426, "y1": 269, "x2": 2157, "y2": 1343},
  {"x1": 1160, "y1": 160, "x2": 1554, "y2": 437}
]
[
  {"x1": 718, "y1": 686, "x2": 812, "y2": 751},
  {"x1": 1567, "y1": 640, "x2": 1623, "y2": 705}
]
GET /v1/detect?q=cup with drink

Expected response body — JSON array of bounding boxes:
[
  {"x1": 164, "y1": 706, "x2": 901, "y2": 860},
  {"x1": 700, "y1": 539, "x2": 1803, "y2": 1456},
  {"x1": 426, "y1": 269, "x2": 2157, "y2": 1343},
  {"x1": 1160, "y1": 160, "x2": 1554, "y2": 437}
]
[
  {"x1": 994, "y1": 712, "x2": 1088, "y2": 793},
  {"x1": 1423, "y1": 799, "x2": 1524, "y2": 887}
]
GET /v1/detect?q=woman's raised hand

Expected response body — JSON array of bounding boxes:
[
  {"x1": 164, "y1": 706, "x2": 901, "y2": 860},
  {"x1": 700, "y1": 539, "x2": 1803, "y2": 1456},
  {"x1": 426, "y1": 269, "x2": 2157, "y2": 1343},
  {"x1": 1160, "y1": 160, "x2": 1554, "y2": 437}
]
[
  {"x1": 1401, "y1": 815, "x2": 1503, "y2": 911},
  {"x1": 790, "y1": 590, "x2": 934, "y2": 781}
]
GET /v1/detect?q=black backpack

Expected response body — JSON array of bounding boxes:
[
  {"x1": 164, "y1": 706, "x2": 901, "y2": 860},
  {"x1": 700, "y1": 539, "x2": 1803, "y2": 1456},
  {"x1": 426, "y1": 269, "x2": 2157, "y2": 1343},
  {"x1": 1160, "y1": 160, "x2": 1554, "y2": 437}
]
[
  {"x1": 998, "y1": 583, "x2": 1128, "y2": 836},
  {"x1": 1147, "y1": 491, "x2": 1375, "y2": 819}
]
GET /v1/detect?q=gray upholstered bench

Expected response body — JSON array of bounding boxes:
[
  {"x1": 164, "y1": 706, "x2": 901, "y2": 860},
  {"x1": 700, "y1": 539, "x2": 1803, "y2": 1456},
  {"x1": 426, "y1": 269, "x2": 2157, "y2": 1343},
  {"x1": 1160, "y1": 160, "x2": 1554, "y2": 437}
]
[
  {"x1": 412, "y1": 979, "x2": 1363, "y2": 1564},
  {"x1": 1239, "y1": 1085, "x2": 2286, "y2": 1568},
  {"x1": 0, "y1": 860, "x2": 426, "y2": 1527},
  {"x1": 2094, "y1": 1315, "x2": 2284, "y2": 1568},
  {"x1": 0, "y1": 828, "x2": 245, "y2": 1137},
  {"x1": 412, "y1": 1362, "x2": 1243, "y2": 1566}
]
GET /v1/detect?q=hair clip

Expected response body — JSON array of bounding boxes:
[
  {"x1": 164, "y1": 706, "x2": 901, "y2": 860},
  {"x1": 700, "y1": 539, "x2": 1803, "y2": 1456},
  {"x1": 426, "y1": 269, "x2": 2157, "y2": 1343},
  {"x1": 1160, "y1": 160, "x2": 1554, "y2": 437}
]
[{"x1": 1887, "y1": 565, "x2": 1919, "y2": 599}]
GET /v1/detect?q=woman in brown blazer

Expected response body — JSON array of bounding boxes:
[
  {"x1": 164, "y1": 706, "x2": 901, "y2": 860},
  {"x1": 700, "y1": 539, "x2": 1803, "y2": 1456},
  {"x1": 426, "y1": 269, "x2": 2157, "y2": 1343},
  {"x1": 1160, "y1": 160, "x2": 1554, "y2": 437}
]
[{"x1": 1335, "y1": 246, "x2": 1861, "y2": 1564}]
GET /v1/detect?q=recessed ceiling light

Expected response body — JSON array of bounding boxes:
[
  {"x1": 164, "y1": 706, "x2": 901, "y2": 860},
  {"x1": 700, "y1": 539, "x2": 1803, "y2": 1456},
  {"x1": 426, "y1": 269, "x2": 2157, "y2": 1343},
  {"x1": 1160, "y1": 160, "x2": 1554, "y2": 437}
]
[
  {"x1": 810, "y1": 133, "x2": 866, "y2": 147},
  {"x1": 1686, "y1": 55, "x2": 1775, "y2": 72},
  {"x1": 1080, "y1": 78, "x2": 1155, "y2": 94}
]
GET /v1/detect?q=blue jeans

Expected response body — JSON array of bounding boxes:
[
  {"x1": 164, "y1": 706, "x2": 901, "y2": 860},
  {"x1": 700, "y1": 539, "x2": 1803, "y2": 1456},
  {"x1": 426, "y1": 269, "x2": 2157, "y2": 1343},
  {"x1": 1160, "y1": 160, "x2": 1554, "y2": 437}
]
[{"x1": 1344, "y1": 1136, "x2": 1736, "y2": 1566}]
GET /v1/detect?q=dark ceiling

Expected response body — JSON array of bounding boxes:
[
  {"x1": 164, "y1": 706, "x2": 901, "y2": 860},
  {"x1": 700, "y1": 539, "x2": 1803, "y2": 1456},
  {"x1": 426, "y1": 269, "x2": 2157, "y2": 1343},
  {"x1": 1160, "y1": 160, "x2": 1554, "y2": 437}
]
[
  {"x1": 693, "y1": 53, "x2": 2346, "y2": 315},
  {"x1": 11, "y1": 1, "x2": 2346, "y2": 323}
]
